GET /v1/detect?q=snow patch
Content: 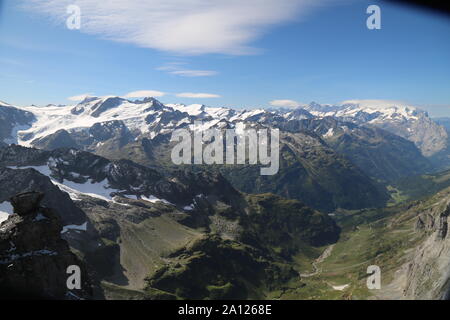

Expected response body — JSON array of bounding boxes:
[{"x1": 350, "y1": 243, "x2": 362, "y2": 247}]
[
  {"x1": 0, "y1": 249, "x2": 58, "y2": 264},
  {"x1": 183, "y1": 204, "x2": 195, "y2": 211},
  {"x1": 331, "y1": 284, "x2": 350, "y2": 291},
  {"x1": 8, "y1": 165, "x2": 117, "y2": 201},
  {"x1": 0, "y1": 201, "x2": 13, "y2": 224},
  {"x1": 61, "y1": 222, "x2": 87, "y2": 234},
  {"x1": 55, "y1": 178, "x2": 116, "y2": 201},
  {"x1": 323, "y1": 128, "x2": 334, "y2": 138},
  {"x1": 140, "y1": 195, "x2": 173, "y2": 205},
  {"x1": 4, "y1": 124, "x2": 31, "y2": 144}
]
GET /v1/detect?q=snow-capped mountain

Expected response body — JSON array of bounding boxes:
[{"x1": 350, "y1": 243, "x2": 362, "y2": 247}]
[
  {"x1": 1, "y1": 96, "x2": 289, "y2": 152},
  {"x1": 1, "y1": 96, "x2": 445, "y2": 157},
  {"x1": 304, "y1": 102, "x2": 448, "y2": 156},
  {"x1": 0, "y1": 96, "x2": 444, "y2": 181},
  {"x1": 304, "y1": 101, "x2": 422, "y2": 121},
  {"x1": 8, "y1": 97, "x2": 239, "y2": 144},
  {"x1": 0, "y1": 96, "x2": 397, "y2": 212}
]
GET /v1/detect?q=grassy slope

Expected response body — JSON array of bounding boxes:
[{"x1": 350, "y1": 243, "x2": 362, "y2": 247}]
[
  {"x1": 118, "y1": 215, "x2": 203, "y2": 289},
  {"x1": 103, "y1": 197, "x2": 432, "y2": 300},
  {"x1": 387, "y1": 169, "x2": 450, "y2": 205},
  {"x1": 97, "y1": 192, "x2": 337, "y2": 299},
  {"x1": 101, "y1": 186, "x2": 438, "y2": 300},
  {"x1": 99, "y1": 167, "x2": 450, "y2": 300},
  {"x1": 140, "y1": 193, "x2": 339, "y2": 300},
  {"x1": 271, "y1": 200, "x2": 427, "y2": 300}
]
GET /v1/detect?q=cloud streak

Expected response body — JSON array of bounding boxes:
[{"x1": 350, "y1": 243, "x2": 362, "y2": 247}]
[
  {"x1": 124, "y1": 90, "x2": 166, "y2": 98},
  {"x1": 68, "y1": 93, "x2": 92, "y2": 101},
  {"x1": 157, "y1": 63, "x2": 218, "y2": 77},
  {"x1": 22, "y1": 0, "x2": 326, "y2": 55},
  {"x1": 270, "y1": 99, "x2": 303, "y2": 108},
  {"x1": 176, "y1": 92, "x2": 221, "y2": 98},
  {"x1": 170, "y1": 69, "x2": 218, "y2": 77}
]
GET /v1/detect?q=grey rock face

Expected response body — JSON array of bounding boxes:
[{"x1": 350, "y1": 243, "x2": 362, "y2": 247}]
[
  {"x1": 0, "y1": 192, "x2": 92, "y2": 299},
  {"x1": 9, "y1": 192, "x2": 44, "y2": 216},
  {"x1": 403, "y1": 201, "x2": 450, "y2": 299},
  {"x1": 436, "y1": 205, "x2": 450, "y2": 240},
  {"x1": 32, "y1": 129, "x2": 81, "y2": 150},
  {"x1": 90, "y1": 97, "x2": 126, "y2": 118},
  {"x1": 0, "y1": 103, "x2": 35, "y2": 144},
  {"x1": 376, "y1": 112, "x2": 448, "y2": 157}
]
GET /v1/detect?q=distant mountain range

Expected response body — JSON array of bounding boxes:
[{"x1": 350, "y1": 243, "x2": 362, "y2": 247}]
[
  {"x1": 304, "y1": 102, "x2": 448, "y2": 157},
  {"x1": 2, "y1": 97, "x2": 447, "y2": 155},
  {"x1": 1, "y1": 97, "x2": 447, "y2": 212},
  {"x1": 2, "y1": 97, "x2": 450, "y2": 299}
]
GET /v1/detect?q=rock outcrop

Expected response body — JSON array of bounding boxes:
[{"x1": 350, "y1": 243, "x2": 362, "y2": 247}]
[
  {"x1": 403, "y1": 200, "x2": 450, "y2": 299},
  {"x1": 0, "y1": 192, "x2": 92, "y2": 299},
  {"x1": 0, "y1": 166, "x2": 87, "y2": 225}
]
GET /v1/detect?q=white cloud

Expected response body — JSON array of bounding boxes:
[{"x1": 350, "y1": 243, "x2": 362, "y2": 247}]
[
  {"x1": 176, "y1": 92, "x2": 221, "y2": 98},
  {"x1": 68, "y1": 93, "x2": 92, "y2": 101},
  {"x1": 341, "y1": 99, "x2": 411, "y2": 108},
  {"x1": 170, "y1": 70, "x2": 218, "y2": 77},
  {"x1": 124, "y1": 90, "x2": 166, "y2": 98},
  {"x1": 22, "y1": 0, "x2": 327, "y2": 55},
  {"x1": 157, "y1": 63, "x2": 217, "y2": 77},
  {"x1": 270, "y1": 99, "x2": 303, "y2": 108}
]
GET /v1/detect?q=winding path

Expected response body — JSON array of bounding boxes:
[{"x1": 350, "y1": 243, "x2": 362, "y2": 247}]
[{"x1": 300, "y1": 244, "x2": 335, "y2": 278}]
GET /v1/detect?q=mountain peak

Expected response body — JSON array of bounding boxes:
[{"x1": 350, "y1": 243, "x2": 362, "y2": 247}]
[
  {"x1": 79, "y1": 96, "x2": 100, "y2": 104},
  {"x1": 0, "y1": 100, "x2": 13, "y2": 107}
]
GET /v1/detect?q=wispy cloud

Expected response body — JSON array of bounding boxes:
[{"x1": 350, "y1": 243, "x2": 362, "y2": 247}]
[
  {"x1": 170, "y1": 69, "x2": 218, "y2": 77},
  {"x1": 270, "y1": 99, "x2": 303, "y2": 108},
  {"x1": 22, "y1": 0, "x2": 326, "y2": 55},
  {"x1": 176, "y1": 92, "x2": 221, "y2": 98},
  {"x1": 124, "y1": 90, "x2": 166, "y2": 98},
  {"x1": 68, "y1": 93, "x2": 92, "y2": 101},
  {"x1": 157, "y1": 63, "x2": 217, "y2": 77}
]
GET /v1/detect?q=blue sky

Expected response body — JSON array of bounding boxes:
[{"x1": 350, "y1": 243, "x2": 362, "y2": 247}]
[{"x1": 0, "y1": 0, "x2": 449, "y2": 116}]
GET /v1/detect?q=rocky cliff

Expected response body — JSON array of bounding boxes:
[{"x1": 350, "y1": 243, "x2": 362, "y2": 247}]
[
  {"x1": 0, "y1": 192, "x2": 92, "y2": 299},
  {"x1": 402, "y1": 195, "x2": 450, "y2": 299},
  {"x1": 371, "y1": 188, "x2": 450, "y2": 300}
]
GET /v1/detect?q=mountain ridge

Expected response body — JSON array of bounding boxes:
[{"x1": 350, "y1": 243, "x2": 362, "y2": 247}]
[{"x1": 0, "y1": 97, "x2": 441, "y2": 212}]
